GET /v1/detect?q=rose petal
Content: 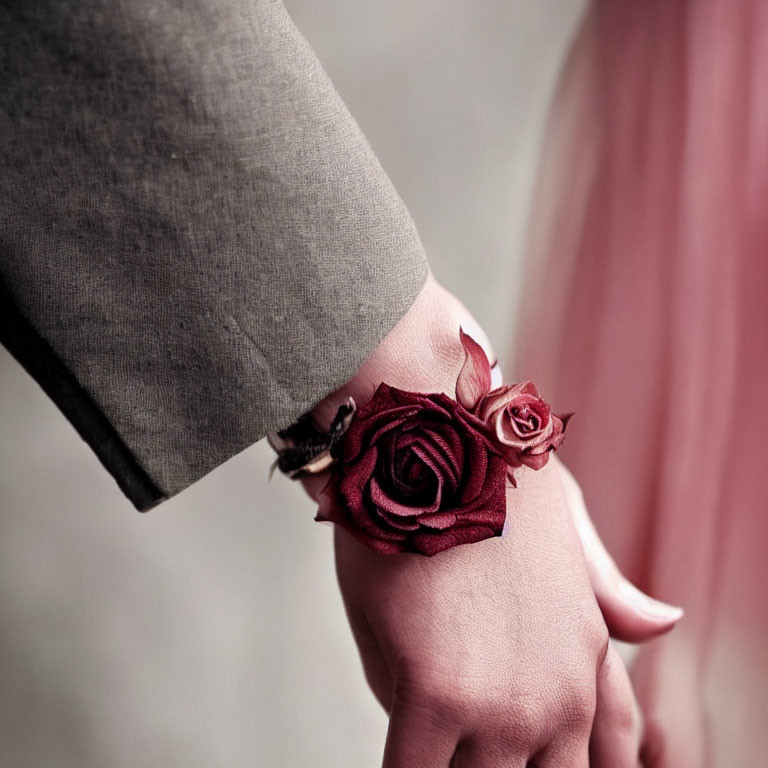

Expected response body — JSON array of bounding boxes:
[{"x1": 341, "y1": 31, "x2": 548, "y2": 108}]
[
  {"x1": 420, "y1": 393, "x2": 460, "y2": 421},
  {"x1": 459, "y1": 428, "x2": 489, "y2": 505},
  {"x1": 410, "y1": 442, "x2": 453, "y2": 487},
  {"x1": 520, "y1": 452, "x2": 551, "y2": 470},
  {"x1": 475, "y1": 381, "x2": 529, "y2": 422},
  {"x1": 340, "y1": 529, "x2": 407, "y2": 555},
  {"x1": 317, "y1": 460, "x2": 409, "y2": 545},
  {"x1": 498, "y1": 397, "x2": 552, "y2": 446},
  {"x1": 375, "y1": 506, "x2": 422, "y2": 531},
  {"x1": 397, "y1": 428, "x2": 461, "y2": 491},
  {"x1": 337, "y1": 450, "x2": 413, "y2": 541},
  {"x1": 493, "y1": 410, "x2": 529, "y2": 450},
  {"x1": 453, "y1": 407, "x2": 500, "y2": 451},
  {"x1": 370, "y1": 473, "x2": 442, "y2": 517},
  {"x1": 338, "y1": 445, "x2": 379, "y2": 513},
  {"x1": 427, "y1": 421, "x2": 466, "y2": 469},
  {"x1": 409, "y1": 524, "x2": 500, "y2": 556},
  {"x1": 499, "y1": 444, "x2": 525, "y2": 467},
  {"x1": 416, "y1": 510, "x2": 457, "y2": 530},
  {"x1": 343, "y1": 384, "x2": 454, "y2": 462},
  {"x1": 454, "y1": 453, "x2": 507, "y2": 516},
  {"x1": 385, "y1": 440, "x2": 441, "y2": 502},
  {"x1": 455, "y1": 501, "x2": 507, "y2": 529},
  {"x1": 455, "y1": 328, "x2": 492, "y2": 410},
  {"x1": 343, "y1": 405, "x2": 420, "y2": 463},
  {"x1": 511, "y1": 406, "x2": 543, "y2": 434},
  {"x1": 527, "y1": 435, "x2": 561, "y2": 456}
]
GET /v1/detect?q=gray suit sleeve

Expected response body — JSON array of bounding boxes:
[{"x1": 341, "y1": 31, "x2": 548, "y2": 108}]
[{"x1": 0, "y1": 0, "x2": 428, "y2": 509}]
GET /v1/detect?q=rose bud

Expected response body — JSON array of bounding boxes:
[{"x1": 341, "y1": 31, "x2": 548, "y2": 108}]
[{"x1": 455, "y1": 329, "x2": 571, "y2": 480}]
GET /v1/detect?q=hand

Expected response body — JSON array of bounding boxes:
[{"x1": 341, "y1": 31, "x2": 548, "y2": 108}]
[
  {"x1": 335, "y1": 461, "x2": 645, "y2": 768},
  {"x1": 301, "y1": 272, "x2": 681, "y2": 766}
]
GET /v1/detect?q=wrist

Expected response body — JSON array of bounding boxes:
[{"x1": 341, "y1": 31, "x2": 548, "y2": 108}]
[
  {"x1": 311, "y1": 271, "x2": 496, "y2": 432},
  {"x1": 274, "y1": 288, "x2": 570, "y2": 556},
  {"x1": 295, "y1": 273, "x2": 499, "y2": 502}
]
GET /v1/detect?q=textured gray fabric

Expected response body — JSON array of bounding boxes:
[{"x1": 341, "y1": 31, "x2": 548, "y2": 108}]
[{"x1": 0, "y1": 0, "x2": 428, "y2": 507}]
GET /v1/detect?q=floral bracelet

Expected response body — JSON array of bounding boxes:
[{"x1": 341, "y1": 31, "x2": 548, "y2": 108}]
[{"x1": 268, "y1": 329, "x2": 571, "y2": 556}]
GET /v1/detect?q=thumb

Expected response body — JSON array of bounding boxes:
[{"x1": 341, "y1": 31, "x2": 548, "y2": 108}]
[{"x1": 556, "y1": 458, "x2": 684, "y2": 643}]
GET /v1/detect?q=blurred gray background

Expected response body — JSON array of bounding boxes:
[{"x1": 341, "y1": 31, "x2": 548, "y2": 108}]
[{"x1": 0, "y1": 2, "x2": 584, "y2": 766}]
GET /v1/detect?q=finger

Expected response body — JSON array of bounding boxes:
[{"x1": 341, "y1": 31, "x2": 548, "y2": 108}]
[
  {"x1": 450, "y1": 740, "x2": 528, "y2": 768},
  {"x1": 590, "y1": 643, "x2": 643, "y2": 768},
  {"x1": 533, "y1": 737, "x2": 590, "y2": 768},
  {"x1": 451, "y1": 754, "x2": 525, "y2": 768},
  {"x1": 448, "y1": 736, "x2": 527, "y2": 768},
  {"x1": 556, "y1": 458, "x2": 683, "y2": 642},
  {"x1": 382, "y1": 700, "x2": 458, "y2": 768}
]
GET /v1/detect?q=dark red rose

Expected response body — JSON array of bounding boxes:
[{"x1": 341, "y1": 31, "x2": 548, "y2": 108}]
[
  {"x1": 455, "y1": 329, "x2": 571, "y2": 477},
  {"x1": 315, "y1": 383, "x2": 507, "y2": 556}
]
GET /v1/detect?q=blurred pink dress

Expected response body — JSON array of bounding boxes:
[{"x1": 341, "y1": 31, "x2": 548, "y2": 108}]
[{"x1": 514, "y1": 1, "x2": 768, "y2": 765}]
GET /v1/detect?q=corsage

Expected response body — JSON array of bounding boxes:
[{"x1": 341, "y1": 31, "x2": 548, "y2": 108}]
[{"x1": 268, "y1": 329, "x2": 571, "y2": 556}]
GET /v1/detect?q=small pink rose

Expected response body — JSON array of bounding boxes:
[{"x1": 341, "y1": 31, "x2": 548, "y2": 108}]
[{"x1": 455, "y1": 329, "x2": 571, "y2": 476}]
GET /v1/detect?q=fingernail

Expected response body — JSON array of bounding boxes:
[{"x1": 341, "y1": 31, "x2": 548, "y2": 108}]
[{"x1": 619, "y1": 579, "x2": 684, "y2": 621}]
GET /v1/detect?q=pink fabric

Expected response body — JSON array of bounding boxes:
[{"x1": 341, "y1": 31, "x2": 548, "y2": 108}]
[{"x1": 514, "y1": 1, "x2": 768, "y2": 763}]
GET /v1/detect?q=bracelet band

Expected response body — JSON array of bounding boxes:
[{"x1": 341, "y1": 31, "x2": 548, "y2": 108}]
[
  {"x1": 268, "y1": 329, "x2": 571, "y2": 556},
  {"x1": 267, "y1": 398, "x2": 356, "y2": 478}
]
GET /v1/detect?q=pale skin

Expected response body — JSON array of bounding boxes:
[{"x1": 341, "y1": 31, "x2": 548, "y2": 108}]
[{"x1": 302, "y1": 272, "x2": 682, "y2": 767}]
